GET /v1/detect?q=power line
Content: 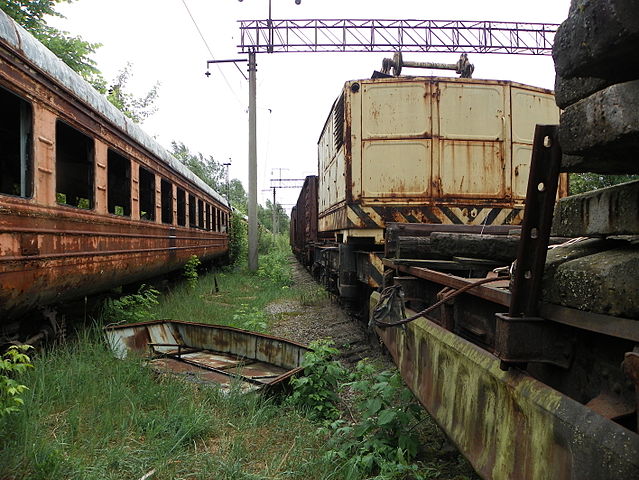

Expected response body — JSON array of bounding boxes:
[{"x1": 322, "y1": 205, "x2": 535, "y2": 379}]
[{"x1": 180, "y1": 0, "x2": 247, "y2": 107}]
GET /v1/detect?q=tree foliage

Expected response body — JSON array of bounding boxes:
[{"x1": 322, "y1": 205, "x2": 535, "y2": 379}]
[
  {"x1": 170, "y1": 141, "x2": 226, "y2": 192},
  {"x1": 1, "y1": 1, "x2": 159, "y2": 123},
  {"x1": 258, "y1": 199, "x2": 289, "y2": 234},
  {"x1": 106, "y1": 63, "x2": 159, "y2": 123},
  {"x1": 569, "y1": 173, "x2": 639, "y2": 195},
  {"x1": 1, "y1": 0, "x2": 102, "y2": 85}
]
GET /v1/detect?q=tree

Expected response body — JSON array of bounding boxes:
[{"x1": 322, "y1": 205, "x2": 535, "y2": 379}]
[
  {"x1": 1, "y1": 1, "x2": 159, "y2": 123},
  {"x1": 1, "y1": 0, "x2": 102, "y2": 86},
  {"x1": 569, "y1": 173, "x2": 639, "y2": 195},
  {"x1": 107, "y1": 63, "x2": 159, "y2": 123},
  {"x1": 258, "y1": 199, "x2": 289, "y2": 233},
  {"x1": 228, "y1": 179, "x2": 248, "y2": 213},
  {"x1": 170, "y1": 141, "x2": 226, "y2": 192}
]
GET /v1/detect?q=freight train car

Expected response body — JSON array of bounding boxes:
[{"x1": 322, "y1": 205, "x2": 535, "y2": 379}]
[
  {"x1": 0, "y1": 10, "x2": 230, "y2": 343},
  {"x1": 292, "y1": 62, "x2": 639, "y2": 477},
  {"x1": 315, "y1": 74, "x2": 567, "y2": 298}
]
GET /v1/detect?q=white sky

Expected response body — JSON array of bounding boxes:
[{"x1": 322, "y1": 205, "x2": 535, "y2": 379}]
[{"x1": 50, "y1": 0, "x2": 571, "y2": 213}]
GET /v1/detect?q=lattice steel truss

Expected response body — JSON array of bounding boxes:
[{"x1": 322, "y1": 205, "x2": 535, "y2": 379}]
[{"x1": 238, "y1": 19, "x2": 558, "y2": 55}]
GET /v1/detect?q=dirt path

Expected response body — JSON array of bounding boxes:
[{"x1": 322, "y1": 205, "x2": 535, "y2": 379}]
[{"x1": 267, "y1": 258, "x2": 389, "y2": 367}]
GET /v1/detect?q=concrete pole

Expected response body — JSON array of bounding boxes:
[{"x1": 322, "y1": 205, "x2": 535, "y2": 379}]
[
  {"x1": 248, "y1": 51, "x2": 258, "y2": 272},
  {"x1": 272, "y1": 187, "x2": 277, "y2": 234}
]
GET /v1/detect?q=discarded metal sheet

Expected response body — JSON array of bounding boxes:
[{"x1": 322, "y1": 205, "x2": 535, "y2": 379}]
[{"x1": 105, "y1": 320, "x2": 309, "y2": 393}]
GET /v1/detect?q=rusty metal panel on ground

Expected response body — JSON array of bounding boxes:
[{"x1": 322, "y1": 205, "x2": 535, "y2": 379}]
[{"x1": 105, "y1": 320, "x2": 310, "y2": 393}]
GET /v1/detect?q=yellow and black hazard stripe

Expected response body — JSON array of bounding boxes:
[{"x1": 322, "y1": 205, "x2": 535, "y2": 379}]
[{"x1": 346, "y1": 204, "x2": 523, "y2": 229}]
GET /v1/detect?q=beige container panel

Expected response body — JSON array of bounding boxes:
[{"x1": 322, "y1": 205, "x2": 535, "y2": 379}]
[
  {"x1": 438, "y1": 83, "x2": 505, "y2": 140},
  {"x1": 362, "y1": 140, "x2": 431, "y2": 198},
  {"x1": 512, "y1": 143, "x2": 532, "y2": 200},
  {"x1": 361, "y1": 82, "x2": 431, "y2": 139},
  {"x1": 439, "y1": 140, "x2": 505, "y2": 197},
  {"x1": 335, "y1": 149, "x2": 346, "y2": 203},
  {"x1": 511, "y1": 87, "x2": 559, "y2": 144}
]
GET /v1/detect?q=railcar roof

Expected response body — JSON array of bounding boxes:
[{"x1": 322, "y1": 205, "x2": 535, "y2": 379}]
[{"x1": 0, "y1": 9, "x2": 229, "y2": 208}]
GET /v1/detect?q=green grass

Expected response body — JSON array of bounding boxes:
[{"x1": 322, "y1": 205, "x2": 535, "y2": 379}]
[
  {"x1": 0, "y1": 329, "x2": 340, "y2": 480},
  {"x1": 0, "y1": 234, "x2": 477, "y2": 479}
]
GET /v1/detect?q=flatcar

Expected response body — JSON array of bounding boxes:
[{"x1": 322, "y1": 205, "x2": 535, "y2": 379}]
[
  {"x1": 0, "y1": 10, "x2": 230, "y2": 343},
  {"x1": 291, "y1": 65, "x2": 639, "y2": 477}
]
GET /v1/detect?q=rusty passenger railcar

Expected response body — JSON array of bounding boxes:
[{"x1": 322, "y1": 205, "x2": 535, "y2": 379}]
[{"x1": 0, "y1": 11, "x2": 230, "y2": 341}]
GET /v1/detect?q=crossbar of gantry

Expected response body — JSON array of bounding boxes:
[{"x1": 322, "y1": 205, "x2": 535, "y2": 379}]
[{"x1": 238, "y1": 19, "x2": 559, "y2": 55}]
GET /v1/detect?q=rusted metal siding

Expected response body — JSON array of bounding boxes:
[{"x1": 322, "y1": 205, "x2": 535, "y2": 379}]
[
  {"x1": 318, "y1": 76, "x2": 561, "y2": 236},
  {"x1": 290, "y1": 176, "x2": 318, "y2": 265},
  {"x1": 0, "y1": 10, "x2": 230, "y2": 322},
  {"x1": 371, "y1": 292, "x2": 639, "y2": 480},
  {"x1": 0, "y1": 198, "x2": 228, "y2": 318}
]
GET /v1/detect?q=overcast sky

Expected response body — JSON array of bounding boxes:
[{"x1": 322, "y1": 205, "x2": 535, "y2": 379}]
[{"x1": 51, "y1": 0, "x2": 571, "y2": 212}]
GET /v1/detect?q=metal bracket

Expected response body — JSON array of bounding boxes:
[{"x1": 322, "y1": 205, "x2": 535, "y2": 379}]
[
  {"x1": 495, "y1": 313, "x2": 573, "y2": 369},
  {"x1": 496, "y1": 125, "x2": 564, "y2": 369}
]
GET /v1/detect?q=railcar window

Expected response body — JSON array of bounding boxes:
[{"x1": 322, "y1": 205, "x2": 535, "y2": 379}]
[
  {"x1": 198, "y1": 198, "x2": 204, "y2": 228},
  {"x1": 138, "y1": 166, "x2": 155, "y2": 221},
  {"x1": 188, "y1": 193, "x2": 196, "y2": 228},
  {"x1": 205, "y1": 203, "x2": 211, "y2": 230},
  {"x1": 161, "y1": 179, "x2": 173, "y2": 224},
  {"x1": 177, "y1": 188, "x2": 186, "y2": 226},
  {"x1": 107, "y1": 149, "x2": 130, "y2": 216},
  {"x1": 0, "y1": 87, "x2": 32, "y2": 198},
  {"x1": 56, "y1": 121, "x2": 94, "y2": 209}
]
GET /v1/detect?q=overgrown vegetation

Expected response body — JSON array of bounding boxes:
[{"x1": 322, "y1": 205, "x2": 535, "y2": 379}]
[
  {"x1": 257, "y1": 233, "x2": 293, "y2": 286},
  {"x1": 324, "y1": 362, "x2": 426, "y2": 480},
  {"x1": 287, "y1": 343, "x2": 431, "y2": 480},
  {"x1": 569, "y1": 173, "x2": 639, "y2": 195},
  {"x1": 183, "y1": 255, "x2": 201, "y2": 290},
  {"x1": 228, "y1": 209, "x2": 248, "y2": 266},
  {"x1": 287, "y1": 340, "x2": 349, "y2": 421},
  {"x1": 0, "y1": 345, "x2": 32, "y2": 418},
  {"x1": 0, "y1": 331, "x2": 337, "y2": 479},
  {"x1": 102, "y1": 284, "x2": 159, "y2": 324}
]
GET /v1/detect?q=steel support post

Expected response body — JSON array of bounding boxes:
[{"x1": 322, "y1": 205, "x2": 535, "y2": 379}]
[{"x1": 248, "y1": 51, "x2": 258, "y2": 271}]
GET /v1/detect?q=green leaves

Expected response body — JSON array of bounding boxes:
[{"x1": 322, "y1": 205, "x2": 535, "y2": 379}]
[
  {"x1": 287, "y1": 339, "x2": 349, "y2": 421},
  {"x1": 102, "y1": 284, "x2": 160, "y2": 324},
  {"x1": 183, "y1": 255, "x2": 201, "y2": 290},
  {"x1": 0, "y1": 345, "x2": 33, "y2": 417}
]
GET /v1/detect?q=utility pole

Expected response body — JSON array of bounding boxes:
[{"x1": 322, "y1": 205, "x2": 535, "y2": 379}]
[
  {"x1": 223, "y1": 158, "x2": 231, "y2": 204},
  {"x1": 272, "y1": 187, "x2": 277, "y2": 234},
  {"x1": 248, "y1": 50, "x2": 258, "y2": 271}
]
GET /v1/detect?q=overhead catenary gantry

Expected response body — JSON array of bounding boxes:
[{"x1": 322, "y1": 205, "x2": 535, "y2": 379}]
[{"x1": 238, "y1": 19, "x2": 558, "y2": 55}]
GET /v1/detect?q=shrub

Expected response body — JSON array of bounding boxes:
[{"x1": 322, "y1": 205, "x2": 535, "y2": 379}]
[
  {"x1": 183, "y1": 255, "x2": 201, "y2": 289},
  {"x1": 0, "y1": 345, "x2": 33, "y2": 417},
  {"x1": 287, "y1": 340, "x2": 349, "y2": 421},
  {"x1": 102, "y1": 284, "x2": 160, "y2": 324}
]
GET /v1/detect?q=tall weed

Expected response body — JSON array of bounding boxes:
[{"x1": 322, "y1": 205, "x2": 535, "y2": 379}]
[{"x1": 101, "y1": 284, "x2": 159, "y2": 324}]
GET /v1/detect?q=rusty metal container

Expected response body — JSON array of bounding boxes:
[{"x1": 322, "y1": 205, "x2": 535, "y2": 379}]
[
  {"x1": 318, "y1": 76, "x2": 566, "y2": 242},
  {"x1": 290, "y1": 175, "x2": 318, "y2": 266}
]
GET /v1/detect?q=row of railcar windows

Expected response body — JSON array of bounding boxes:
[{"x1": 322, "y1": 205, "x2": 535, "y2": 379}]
[{"x1": 0, "y1": 85, "x2": 228, "y2": 231}]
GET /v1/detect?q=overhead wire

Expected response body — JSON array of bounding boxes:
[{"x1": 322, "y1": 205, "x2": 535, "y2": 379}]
[{"x1": 179, "y1": 0, "x2": 247, "y2": 108}]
